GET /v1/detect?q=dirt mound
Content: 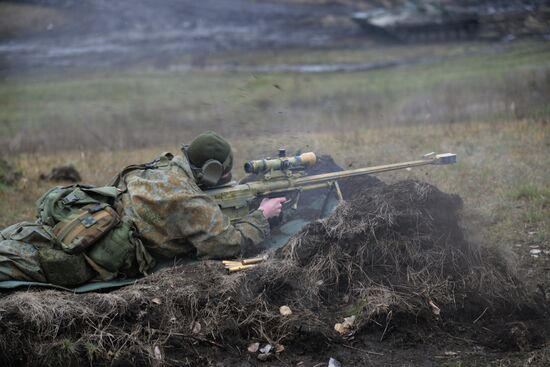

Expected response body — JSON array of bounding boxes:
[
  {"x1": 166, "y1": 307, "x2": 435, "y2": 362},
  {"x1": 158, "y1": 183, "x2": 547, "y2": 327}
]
[
  {"x1": 296, "y1": 154, "x2": 384, "y2": 220},
  {"x1": 39, "y1": 165, "x2": 81, "y2": 182},
  {"x1": 0, "y1": 179, "x2": 544, "y2": 366},
  {"x1": 280, "y1": 180, "x2": 523, "y2": 323},
  {"x1": 0, "y1": 158, "x2": 21, "y2": 187}
]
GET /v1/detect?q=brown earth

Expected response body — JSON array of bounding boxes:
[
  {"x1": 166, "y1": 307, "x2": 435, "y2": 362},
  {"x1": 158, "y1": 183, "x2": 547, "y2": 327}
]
[
  {"x1": 1, "y1": 177, "x2": 548, "y2": 366},
  {"x1": 39, "y1": 165, "x2": 82, "y2": 182},
  {"x1": 0, "y1": 159, "x2": 21, "y2": 187}
]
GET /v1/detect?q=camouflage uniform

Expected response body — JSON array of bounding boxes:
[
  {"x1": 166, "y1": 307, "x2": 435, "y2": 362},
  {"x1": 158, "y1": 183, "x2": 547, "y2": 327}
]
[
  {"x1": 0, "y1": 153, "x2": 270, "y2": 284},
  {"x1": 120, "y1": 153, "x2": 270, "y2": 260},
  {"x1": 0, "y1": 222, "x2": 51, "y2": 282}
]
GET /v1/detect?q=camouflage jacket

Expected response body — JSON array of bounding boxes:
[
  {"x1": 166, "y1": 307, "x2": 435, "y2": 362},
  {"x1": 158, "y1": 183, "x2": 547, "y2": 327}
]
[{"x1": 120, "y1": 154, "x2": 270, "y2": 260}]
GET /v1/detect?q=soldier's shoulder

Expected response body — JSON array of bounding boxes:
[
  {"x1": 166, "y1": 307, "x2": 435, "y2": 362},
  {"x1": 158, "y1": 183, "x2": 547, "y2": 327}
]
[{"x1": 170, "y1": 154, "x2": 193, "y2": 176}]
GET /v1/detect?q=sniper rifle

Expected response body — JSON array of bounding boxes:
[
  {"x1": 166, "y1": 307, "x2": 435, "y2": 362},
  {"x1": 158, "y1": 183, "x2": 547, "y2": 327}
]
[{"x1": 205, "y1": 149, "x2": 457, "y2": 222}]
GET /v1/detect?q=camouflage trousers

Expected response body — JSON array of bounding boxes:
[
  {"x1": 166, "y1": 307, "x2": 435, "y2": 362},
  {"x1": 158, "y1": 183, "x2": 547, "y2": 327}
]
[
  {"x1": 0, "y1": 219, "x2": 154, "y2": 287},
  {"x1": 0, "y1": 222, "x2": 52, "y2": 282}
]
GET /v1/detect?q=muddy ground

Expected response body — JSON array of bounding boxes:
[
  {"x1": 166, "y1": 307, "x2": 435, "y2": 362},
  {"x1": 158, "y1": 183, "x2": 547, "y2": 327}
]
[
  {"x1": 0, "y1": 0, "x2": 358, "y2": 73},
  {"x1": 1, "y1": 0, "x2": 548, "y2": 73}
]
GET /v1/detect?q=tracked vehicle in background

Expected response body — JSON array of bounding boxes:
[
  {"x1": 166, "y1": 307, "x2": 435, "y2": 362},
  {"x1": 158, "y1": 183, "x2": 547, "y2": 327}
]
[
  {"x1": 351, "y1": 2, "x2": 480, "y2": 43},
  {"x1": 352, "y1": 1, "x2": 550, "y2": 43}
]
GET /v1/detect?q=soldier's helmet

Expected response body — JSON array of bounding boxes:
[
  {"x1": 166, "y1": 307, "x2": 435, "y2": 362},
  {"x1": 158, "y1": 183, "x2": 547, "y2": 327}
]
[{"x1": 183, "y1": 131, "x2": 233, "y2": 187}]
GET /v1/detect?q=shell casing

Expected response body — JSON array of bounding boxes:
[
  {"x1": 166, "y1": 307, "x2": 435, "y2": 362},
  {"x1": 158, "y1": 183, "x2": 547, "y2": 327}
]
[
  {"x1": 228, "y1": 264, "x2": 258, "y2": 273},
  {"x1": 241, "y1": 257, "x2": 267, "y2": 265},
  {"x1": 222, "y1": 260, "x2": 241, "y2": 267}
]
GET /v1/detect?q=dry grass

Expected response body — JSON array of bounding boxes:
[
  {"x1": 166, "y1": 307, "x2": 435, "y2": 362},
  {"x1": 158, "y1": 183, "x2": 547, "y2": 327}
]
[
  {"x1": 2, "y1": 120, "x2": 547, "y2": 255},
  {"x1": 0, "y1": 179, "x2": 534, "y2": 366},
  {"x1": 0, "y1": 37, "x2": 549, "y2": 366},
  {"x1": 1, "y1": 41, "x2": 549, "y2": 153},
  {"x1": 285, "y1": 180, "x2": 523, "y2": 309}
]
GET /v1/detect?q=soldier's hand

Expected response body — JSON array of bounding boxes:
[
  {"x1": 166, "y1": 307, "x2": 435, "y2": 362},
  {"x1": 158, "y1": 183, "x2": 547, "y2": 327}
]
[{"x1": 259, "y1": 197, "x2": 287, "y2": 219}]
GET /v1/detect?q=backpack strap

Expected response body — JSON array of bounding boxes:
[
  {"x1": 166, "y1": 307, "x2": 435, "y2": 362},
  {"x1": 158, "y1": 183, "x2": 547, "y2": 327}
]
[{"x1": 109, "y1": 152, "x2": 174, "y2": 190}]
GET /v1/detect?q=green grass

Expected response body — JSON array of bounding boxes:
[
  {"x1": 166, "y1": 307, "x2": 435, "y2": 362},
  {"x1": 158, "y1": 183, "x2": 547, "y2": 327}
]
[
  {"x1": 0, "y1": 40, "x2": 549, "y2": 280},
  {"x1": 1, "y1": 40, "x2": 549, "y2": 153},
  {"x1": 44, "y1": 338, "x2": 79, "y2": 366},
  {"x1": 84, "y1": 341, "x2": 100, "y2": 362},
  {"x1": 206, "y1": 41, "x2": 488, "y2": 66},
  {"x1": 512, "y1": 184, "x2": 550, "y2": 204}
]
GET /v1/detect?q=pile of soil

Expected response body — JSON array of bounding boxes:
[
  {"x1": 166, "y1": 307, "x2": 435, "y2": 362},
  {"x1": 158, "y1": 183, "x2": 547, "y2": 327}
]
[
  {"x1": 0, "y1": 158, "x2": 21, "y2": 187},
  {"x1": 39, "y1": 165, "x2": 81, "y2": 182},
  {"x1": 0, "y1": 178, "x2": 548, "y2": 366}
]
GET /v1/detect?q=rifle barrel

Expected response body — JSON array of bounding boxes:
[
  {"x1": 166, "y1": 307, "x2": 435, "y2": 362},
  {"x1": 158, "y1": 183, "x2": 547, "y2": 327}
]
[
  {"x1": 206, "y1": 153, "x2": 456, "y2": 200},
  {"x1": 294, "y1": 157, "x2": 442, "y2": 187},
  {"x1": 267, "y1": 154, "x2": 455, "y2": 194}
]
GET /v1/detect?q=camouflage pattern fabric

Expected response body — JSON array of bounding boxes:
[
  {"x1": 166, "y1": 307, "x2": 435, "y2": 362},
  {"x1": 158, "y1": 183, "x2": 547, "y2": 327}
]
[
  {"x1": 0, "y1": 221, "x2": 97, "y2": 285},
  {"x1": 121, "y1": 154, "x2": 270, "y2": 260},
  {"x1": 0, "y1": 222, "x2": 51, "y2": 282},
  {"x1": 0, "y1": 152, "x2": 270, "y2": 286}
]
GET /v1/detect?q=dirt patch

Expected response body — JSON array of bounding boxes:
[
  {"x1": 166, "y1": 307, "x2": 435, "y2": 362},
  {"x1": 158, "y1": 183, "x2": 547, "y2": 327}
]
[
  {"x1": 39, "y1": 165, "x2": 81, "y2": 182},
  {"x1": 0, "y1": 178, "x2": 548, "y2": 366},
  {"x1": 280, "y1": 180, "x2": 530, "y2": 323},
  {"x1": 0, "y1": 158, "x2": 21, "y2": 188}
]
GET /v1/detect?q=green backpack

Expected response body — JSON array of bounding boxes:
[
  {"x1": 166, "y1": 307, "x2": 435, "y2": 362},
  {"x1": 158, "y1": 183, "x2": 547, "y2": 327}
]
[
  {"x1": 36, "y1": 184, "x2": 120, "y2": 226},
  {"x1": 35, "y1": 184, "x2": 155, "y2": 283}
]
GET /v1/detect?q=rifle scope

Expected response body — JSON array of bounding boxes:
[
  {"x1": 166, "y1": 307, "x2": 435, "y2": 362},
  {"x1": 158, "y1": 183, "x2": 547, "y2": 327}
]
[{"x1": 244, "y1": 152, "x2": 317, "y2": 174}]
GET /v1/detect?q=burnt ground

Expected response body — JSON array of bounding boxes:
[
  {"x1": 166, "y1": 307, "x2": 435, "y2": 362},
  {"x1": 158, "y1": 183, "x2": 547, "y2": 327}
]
[{"x1": 1, "y1": 176, "x2": 549, "y2": 366}]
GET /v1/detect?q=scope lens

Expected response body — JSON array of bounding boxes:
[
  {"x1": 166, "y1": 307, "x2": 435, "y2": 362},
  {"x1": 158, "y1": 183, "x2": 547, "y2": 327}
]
[{"x1": 244, "y1": 162, "x2": 253, "y2": 174}]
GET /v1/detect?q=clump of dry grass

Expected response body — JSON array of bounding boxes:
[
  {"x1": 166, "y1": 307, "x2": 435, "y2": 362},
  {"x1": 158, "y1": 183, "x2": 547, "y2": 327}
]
[
  {"x1": 0, "y1": 179, "x2": 533, "y2": 366},
  {"x1": 281, "y1": 180, "x2": 524, "y2": 323},
  {"x1": 0, "y1": 158, "x2": 21, "y2": 187}
]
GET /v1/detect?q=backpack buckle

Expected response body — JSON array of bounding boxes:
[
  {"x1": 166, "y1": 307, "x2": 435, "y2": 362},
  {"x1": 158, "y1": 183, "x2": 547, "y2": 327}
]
[
  {"x1": 87, "y1": 204, "x2": 105, "y2": 214},
  {"x1": 62, "y1": 192, "x2": 80, "y2": 205}
]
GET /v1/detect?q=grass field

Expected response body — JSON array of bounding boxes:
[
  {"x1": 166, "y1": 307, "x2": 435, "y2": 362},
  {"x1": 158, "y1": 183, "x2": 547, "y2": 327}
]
[
  {"x1": 2, "y1": 119, "x2": 548, "y2": 269},
  {"x1": 1, "y1": 36, "x2": 550, "y2": 365},
  {"x1": 1, "y1": 39, "x2": 549, "y2": 283},
  {"x1": 1, "y1": 41, "x2": 549, "y2": 153}
]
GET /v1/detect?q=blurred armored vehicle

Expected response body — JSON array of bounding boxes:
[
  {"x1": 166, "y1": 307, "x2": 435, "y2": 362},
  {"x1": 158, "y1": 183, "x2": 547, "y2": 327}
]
[
  {"x1": 352, "y1": 1, "x2": 550, "y2": 43},
  {"x1": 351, "y1": 2, "x2": 480, "y2": 42}
]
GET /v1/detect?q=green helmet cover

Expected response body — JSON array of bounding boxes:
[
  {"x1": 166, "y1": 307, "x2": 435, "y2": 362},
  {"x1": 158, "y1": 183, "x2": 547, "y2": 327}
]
[{"x1": 186, "y1": 131, "x2": 233, "y2": 174}]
